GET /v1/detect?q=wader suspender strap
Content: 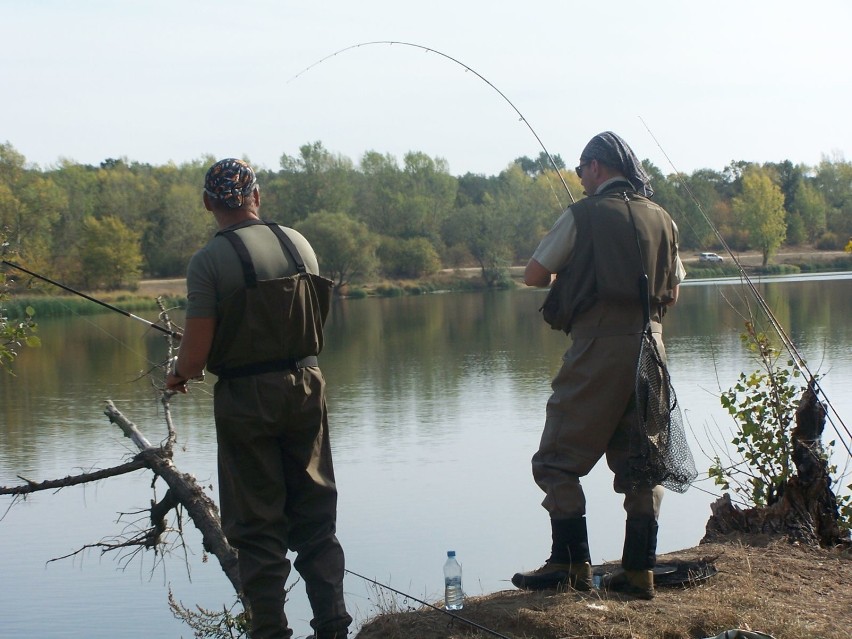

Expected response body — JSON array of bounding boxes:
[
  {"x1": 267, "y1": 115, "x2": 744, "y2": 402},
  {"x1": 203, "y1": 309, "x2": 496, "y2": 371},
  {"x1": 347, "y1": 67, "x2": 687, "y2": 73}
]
[
  {"x1": 623, "y1": 193, "x2": 652, "y2": 328},
  {"x1": 217, "y1": 220, "x2": 308, "y2": 289},
  {"x1": 215, "y1": 221, "x2": 319, "y2": 377}
]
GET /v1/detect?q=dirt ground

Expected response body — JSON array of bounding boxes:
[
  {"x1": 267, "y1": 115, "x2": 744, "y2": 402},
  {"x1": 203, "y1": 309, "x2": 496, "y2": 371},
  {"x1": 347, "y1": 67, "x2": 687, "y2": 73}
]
[
  {"x1": 135, "y1": 278, "x2": 187, "y2": 298},
  {"x1": 680, "y1": 249, "x2": 848, "y2": 267},
  {"x1": 354, "y1": 535, "x2": 851, "y2": 639},
  {"x1": 135, "y1": 249, "x2": 847, "y2": 296}
]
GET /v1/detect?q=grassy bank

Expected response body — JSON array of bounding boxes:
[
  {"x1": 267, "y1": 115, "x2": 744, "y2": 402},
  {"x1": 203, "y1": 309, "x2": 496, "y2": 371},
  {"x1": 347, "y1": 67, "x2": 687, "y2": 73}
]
[
  {"x1": 3, "y1": 293, "x2": 186, "y2": 320},
  {"x1": 5, "y1": 251, "x2": 850, "y2": 319},
  {"x1": 354, "y1": 536, "x2": 851, "y2": 639}
]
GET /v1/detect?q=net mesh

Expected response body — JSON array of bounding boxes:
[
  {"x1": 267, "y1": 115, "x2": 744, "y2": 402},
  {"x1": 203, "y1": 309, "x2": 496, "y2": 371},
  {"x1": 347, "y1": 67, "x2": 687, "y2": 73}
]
[{"x1": 629, "y1": 328, "x2": 697, "y2": 493}]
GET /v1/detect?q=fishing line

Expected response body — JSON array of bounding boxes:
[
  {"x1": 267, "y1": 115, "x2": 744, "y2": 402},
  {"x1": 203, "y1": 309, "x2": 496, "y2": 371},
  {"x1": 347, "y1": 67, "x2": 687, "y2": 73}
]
[
  {"x1": 345, "y1": 568, "x2": 511, "y2": 639},
  {"x1": 2, "y1": 260, "x2": 181, "y2": 338},
  {"x1": 288, "y1": 40, "x2": 576, "y2": 208},
  {"x1": 2, "y1": 260, "x2": 176, "y2": 374},
  {"x1": 638, "y1": 117, "x2": 852, "y2": 458}
]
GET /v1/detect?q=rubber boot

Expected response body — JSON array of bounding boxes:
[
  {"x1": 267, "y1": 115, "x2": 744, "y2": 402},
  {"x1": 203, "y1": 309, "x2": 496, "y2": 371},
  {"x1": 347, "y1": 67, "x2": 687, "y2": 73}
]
[
  {"x1": 512, "y1": 517, "x2": 593, "y2": 591},
  {"x1": 603, "y1": 516, "x2": 658, "y2": 600},
  {"x1": 246, "y1": 597, "x2": 292, "y2": 639}
]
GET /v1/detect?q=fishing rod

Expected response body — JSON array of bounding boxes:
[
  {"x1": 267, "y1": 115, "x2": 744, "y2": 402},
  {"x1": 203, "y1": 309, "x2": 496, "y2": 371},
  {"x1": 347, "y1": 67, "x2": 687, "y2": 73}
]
[
  {"x1": 288, "y1": 40, "x2": 576, "y2": 207},
  {"x1": 1, "y1": 260, "x2": 182, "y2": 339},
  {"x1": 345, "y1": 568, "x2": 511, "y2": 639},
  {"x1": 637, "y1": 118, "x2": 852, "y2": 458}
]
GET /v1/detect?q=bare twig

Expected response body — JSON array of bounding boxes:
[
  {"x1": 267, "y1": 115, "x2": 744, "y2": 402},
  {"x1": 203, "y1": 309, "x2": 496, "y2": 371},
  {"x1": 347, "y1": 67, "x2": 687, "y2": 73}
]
[{"x1": 0, "y1": 459, "x2": 147, "y2": 496}]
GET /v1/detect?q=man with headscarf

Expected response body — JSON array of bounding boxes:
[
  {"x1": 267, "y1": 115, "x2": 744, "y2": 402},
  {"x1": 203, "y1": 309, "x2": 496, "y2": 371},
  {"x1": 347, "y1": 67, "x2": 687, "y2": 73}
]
[
  {"x1": 512, "y1": 132, "x2": 685, "y2": 599},
  {"x1": 166, "y1": 159, "x2": 352, "y2": 638}
]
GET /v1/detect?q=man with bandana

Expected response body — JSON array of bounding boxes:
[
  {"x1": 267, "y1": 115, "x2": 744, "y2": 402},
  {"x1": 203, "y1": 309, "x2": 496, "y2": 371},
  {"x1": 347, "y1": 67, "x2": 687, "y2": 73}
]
[
  {"x1": 166, "y1": 159, "x2": 352, "y2": 638},
  {"x1": 512, "y1": 132, "x2": 685, "y2": 599}
]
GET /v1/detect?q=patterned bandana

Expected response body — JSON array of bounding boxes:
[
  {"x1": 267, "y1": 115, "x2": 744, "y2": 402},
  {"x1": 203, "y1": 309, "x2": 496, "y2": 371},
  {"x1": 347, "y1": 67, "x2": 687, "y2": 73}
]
[
  {"x1": 580, "y1": 131, "x2": 654, "y2": 198},
  {"x1": 203, "y1": 158, "x2": 257, "y2": 209}
]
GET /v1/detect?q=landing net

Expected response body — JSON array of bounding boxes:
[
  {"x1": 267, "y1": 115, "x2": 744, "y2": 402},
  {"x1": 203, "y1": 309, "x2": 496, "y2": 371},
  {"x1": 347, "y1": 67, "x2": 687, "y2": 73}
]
[{"x1": 629, "y1": 328, "x2": 697, "y2": 493}]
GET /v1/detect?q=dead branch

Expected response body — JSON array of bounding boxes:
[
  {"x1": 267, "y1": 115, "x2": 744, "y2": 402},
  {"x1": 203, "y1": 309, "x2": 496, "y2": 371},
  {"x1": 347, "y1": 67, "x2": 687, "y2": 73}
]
[
  {"x1": 104, "y1": 399, "x2": 157, "y2": 451},
  {"x1": 0, "y1": 459, "x2": 147, "y2": 496},
  {"x1": 102, "y1": 400, "x2": 242, "y2": 595}
]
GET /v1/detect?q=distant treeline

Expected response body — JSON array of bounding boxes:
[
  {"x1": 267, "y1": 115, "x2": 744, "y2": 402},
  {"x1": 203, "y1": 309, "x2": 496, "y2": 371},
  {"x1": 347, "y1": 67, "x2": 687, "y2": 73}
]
[{"x1": 1, "y1": 141, "x2": 850, "y2": 291}]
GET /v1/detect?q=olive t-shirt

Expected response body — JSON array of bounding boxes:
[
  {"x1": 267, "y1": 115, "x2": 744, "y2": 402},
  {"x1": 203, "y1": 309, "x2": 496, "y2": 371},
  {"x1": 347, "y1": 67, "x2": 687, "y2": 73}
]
[{"x1": 185, "y1": 222, "x2": 319, "y2": 319}]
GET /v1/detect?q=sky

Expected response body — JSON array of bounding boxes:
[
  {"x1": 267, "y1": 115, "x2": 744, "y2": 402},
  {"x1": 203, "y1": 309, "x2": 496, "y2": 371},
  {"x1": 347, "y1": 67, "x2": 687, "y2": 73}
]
[{"x1": 4, "y1": 0, "x2": 851, "y2": 178}]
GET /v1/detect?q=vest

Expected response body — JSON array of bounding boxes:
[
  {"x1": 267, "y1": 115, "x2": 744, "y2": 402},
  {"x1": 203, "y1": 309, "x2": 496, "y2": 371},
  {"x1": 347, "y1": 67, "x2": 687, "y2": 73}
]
[
  {"x1": 541, "y1": 181, "x2": 677, "y2": 334},
  {"x1": 206, "y1": 221, "x2": 334, "y2": 378}
]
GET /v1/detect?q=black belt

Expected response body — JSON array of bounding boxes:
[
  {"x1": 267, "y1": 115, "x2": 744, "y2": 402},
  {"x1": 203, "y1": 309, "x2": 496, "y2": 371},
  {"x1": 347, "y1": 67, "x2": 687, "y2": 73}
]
[{"x1": 215, "y1": 356, "x2": 319, "y2": 380}]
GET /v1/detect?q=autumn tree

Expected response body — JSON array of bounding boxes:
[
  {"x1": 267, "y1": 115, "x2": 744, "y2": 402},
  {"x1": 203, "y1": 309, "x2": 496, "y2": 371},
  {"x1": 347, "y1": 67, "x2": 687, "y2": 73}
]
[
  {"x1": 732, "y1": 167, "x2": 787, "y2": 266},
  {"x1": 80, "y1": 215, "x2": 144, "y2": 289}
]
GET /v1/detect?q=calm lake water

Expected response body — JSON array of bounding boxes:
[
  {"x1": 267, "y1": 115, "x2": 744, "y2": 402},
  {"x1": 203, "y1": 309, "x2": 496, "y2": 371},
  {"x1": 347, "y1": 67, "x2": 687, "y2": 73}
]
[{"x1": 1, "y1": 273, "x2": 851, "y2": 638}]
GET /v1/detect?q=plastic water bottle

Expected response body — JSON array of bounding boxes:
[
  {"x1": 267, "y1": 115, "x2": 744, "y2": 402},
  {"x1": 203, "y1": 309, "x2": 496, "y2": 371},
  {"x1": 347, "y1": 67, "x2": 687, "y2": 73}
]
[{"x1": 443, "y1": 550, "x2": 464, "y2": 610}]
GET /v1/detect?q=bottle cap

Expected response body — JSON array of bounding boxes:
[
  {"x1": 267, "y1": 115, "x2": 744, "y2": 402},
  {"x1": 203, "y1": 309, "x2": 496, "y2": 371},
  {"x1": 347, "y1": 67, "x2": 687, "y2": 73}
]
[{"x1": 447, "y1": 550, "x2": 455, "y2": 557}]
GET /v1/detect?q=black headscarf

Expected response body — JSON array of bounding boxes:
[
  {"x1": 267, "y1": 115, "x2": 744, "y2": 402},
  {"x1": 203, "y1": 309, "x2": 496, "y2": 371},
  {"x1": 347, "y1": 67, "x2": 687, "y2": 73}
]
[{"x1": 580, "y1": 131, "x2": 654, "y2": 197}]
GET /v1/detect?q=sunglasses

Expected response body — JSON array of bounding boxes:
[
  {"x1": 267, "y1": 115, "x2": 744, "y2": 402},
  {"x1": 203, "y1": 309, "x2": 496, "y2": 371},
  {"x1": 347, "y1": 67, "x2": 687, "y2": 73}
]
[{"x1": 575, "y1": 161, "x2": 591, "y2": 178}]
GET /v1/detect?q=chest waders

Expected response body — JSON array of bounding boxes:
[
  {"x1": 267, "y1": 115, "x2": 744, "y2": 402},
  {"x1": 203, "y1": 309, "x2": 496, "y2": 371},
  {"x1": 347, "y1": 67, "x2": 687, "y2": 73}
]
[{"x1": 207, "y1": 221, "x2": 334, "y2": 379}]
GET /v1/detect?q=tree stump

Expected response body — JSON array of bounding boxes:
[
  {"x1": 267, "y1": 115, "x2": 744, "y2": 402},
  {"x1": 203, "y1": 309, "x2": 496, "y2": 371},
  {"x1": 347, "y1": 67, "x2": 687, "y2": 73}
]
[{"x1": 703, "y1": 384, "x2": 849, "y2": 548}]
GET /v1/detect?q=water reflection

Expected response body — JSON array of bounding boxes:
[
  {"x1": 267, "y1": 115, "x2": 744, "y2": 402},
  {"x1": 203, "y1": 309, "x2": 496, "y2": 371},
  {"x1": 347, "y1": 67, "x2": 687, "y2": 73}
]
[{"x1": 1, "y1": 276, "x2": 850, "y2": 638}]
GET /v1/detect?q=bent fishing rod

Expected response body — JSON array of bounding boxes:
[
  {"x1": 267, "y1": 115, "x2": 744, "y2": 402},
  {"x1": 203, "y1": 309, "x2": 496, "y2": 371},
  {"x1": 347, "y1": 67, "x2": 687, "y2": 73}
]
[
  {"x1": 1, "y1": 260, "x2": 182, "y2": 339},
  {"x1": 345, "y1": 568, "x2": 511, "y2": 639},
  {"x1": 638, "y1": 118, "x2": 852, "y2": 457},
  {"x1": 289, "y1": 40, "x2": 576, "y2": 207}
]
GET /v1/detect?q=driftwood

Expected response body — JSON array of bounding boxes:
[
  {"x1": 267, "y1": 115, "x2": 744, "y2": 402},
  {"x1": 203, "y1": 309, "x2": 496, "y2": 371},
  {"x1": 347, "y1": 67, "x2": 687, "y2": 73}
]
[{"x1": 703, "y1": 384, "x2": 848, "y2": 548}]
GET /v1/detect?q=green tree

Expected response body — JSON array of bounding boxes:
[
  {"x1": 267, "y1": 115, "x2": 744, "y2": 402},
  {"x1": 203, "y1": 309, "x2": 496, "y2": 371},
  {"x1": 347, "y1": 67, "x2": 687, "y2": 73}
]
[
  {"x1": 279, "y1": 142, "x2": 355, "y2": 221},
  {"x1": 144, "y1": 181, "x2": 215, "y2": 277},
  {"x1": 813, "y1": 155, "x2": 852, "y2": 242},
  {"x1": 95, "y1": 158, "x2": 158, "y2": 228},
  {"x1": 399, "y1": 151, "x2": 457, "y2": 242},
  {"x1": 0, "y1": 143, "x2": 66, "y2": 271},
  {"x1": 48, "y1": 160, "x2": 100, "y2": 279},
  {"x1": 789, "y1": 178, "x2": 827, "y2": 244},
  {"x1": 649, "y1": 165, "x2": 721, "y2": 251},
  {"x1": 732, "y1": 167, "x2": 787, "y2": 266},
  {"x1": 295, "y1": 211, "x2": 378, "y2": 290},
  {"x1": 354, "y1": 150, "x2": 404, "y2": 235},
  {"x1": 513, "y1": 151, "x2": 566, "y2": 177},
  {"x1": 354, "y1": 151, "x2": 457, "y2": 244},
  {"x1": 80, "y1": 215, "x2": 144, "y2": 289},
  {"x1": 495, "y1": 163, "x2": 564, "y2": 262},
  {"x1": 377, "y1": 236, "x2": 441, "y2": 279},
  {"x1": 443, "y1": 195, "x2": 514, "y2": 287}
]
